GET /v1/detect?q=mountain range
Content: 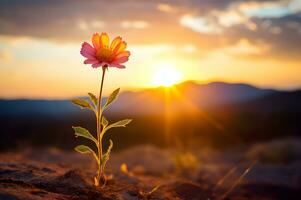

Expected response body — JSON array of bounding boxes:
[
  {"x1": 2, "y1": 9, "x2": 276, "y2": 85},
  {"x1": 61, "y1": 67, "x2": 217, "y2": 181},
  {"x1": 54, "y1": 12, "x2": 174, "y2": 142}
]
[
  {"x1": 0, "y1": 81, "x2": 300, "y2": 116},
  {"x1": 1, "y1": 81, "x2": 301, "y2": 150}
]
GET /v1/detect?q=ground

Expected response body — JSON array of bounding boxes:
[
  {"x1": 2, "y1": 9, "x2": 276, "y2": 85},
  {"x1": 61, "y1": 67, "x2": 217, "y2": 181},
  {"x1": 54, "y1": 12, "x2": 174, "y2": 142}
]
[{"x1": 0, "y1": 144, "x2": 301, "y2": 200}]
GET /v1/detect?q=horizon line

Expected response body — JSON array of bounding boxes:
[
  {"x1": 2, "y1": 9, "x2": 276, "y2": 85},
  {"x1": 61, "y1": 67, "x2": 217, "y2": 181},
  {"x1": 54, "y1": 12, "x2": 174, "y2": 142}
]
[{"x1": 1, "y1": 80, "x2": 300, "y2": 101}]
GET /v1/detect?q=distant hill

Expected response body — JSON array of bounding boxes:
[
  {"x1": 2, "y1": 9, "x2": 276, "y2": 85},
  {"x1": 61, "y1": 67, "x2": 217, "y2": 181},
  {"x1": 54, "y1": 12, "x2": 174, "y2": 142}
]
[
  {"x1": 0, "y1": 81, "x2": 300, "y2": 150},
  {"x1": 112, "y1": 81, "x2": 277, "y2": 115},
  {"x1": 0, "y1": 81, "x2": 280, "y2": 116},
  {"x1": 0, "y1": 99, "x2": 75, "y2": 116},
  {"x1": 232, "y1": 90, "x2": 301, "y2": 113},
  {"x1": 176, "y1": 81, "x2": 276, "y2": 106},
  {"x1": 0, "y1": 81, "x2": 277, "y2": 116}
]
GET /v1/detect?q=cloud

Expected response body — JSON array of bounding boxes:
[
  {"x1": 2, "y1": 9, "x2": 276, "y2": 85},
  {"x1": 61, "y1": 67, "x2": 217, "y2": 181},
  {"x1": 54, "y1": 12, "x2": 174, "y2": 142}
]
[
  {"x1": 180, "y1": 15, "x2": 222, "y2": 34},
  {"x1": 224, "y1": 13, "x2": 301, "y2": 60},
  {"x1": 288, "y1": 0, "x2": 301, "y2": 13},
  {"x1": 0, "y1": 0, "x2": 160, "y2": 41},
  {"x1": 0, "y1": 0, "x2": 300, "y2": 61},
  {"x1": 157, "y1": 3, "x2": 178, "y2": 13},
  {"x1": 121, "y1": 20, "x2": 149, "y2": 29},
  {"x1": 180, "y1": 0, "x2": 301, "y2": 33},
  {"x1": 236, "y1": 1, "x2": 291, "y2": 18},
  {"x1": 77, "y1": 20, "x2": 106, "y2": 31},
  {"x1": 218, "y1": 39, "x2": 270, "y2": 57},
  {"x1": 177, "y1": 0, "x2": 301, "y2": 60}
]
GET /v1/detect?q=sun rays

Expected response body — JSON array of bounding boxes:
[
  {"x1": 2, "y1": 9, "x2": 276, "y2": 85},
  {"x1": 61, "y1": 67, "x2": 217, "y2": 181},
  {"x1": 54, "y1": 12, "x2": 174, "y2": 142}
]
[{"x1": 152, "y1": 64, "x2": 182, "y2": 87}]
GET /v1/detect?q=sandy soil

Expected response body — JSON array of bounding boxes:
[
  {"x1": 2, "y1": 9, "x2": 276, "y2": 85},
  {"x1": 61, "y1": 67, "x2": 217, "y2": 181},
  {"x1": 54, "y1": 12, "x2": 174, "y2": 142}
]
[{"x1": 0, "y1": 145, "x2": 300, "y2": 200}]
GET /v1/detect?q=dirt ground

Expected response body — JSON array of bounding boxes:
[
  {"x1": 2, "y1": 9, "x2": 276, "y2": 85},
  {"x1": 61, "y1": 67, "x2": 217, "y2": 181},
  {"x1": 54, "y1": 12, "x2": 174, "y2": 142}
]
[{"x1": 0, "y1": 145, "x2": 301, "y2": 200}]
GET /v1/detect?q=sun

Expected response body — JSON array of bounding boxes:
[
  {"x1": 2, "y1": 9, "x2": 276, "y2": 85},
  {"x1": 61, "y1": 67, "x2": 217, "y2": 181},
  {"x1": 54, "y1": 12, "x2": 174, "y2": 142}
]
[{"x1": 153, "y1": 65, "x2": 182, "y2": 87}]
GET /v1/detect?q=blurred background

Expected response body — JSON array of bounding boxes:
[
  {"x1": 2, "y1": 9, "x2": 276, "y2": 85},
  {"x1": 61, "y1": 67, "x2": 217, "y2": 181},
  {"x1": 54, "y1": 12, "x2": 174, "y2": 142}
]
[{"x1": 0, "y1": 0, "x2": 300, "y2": 152}]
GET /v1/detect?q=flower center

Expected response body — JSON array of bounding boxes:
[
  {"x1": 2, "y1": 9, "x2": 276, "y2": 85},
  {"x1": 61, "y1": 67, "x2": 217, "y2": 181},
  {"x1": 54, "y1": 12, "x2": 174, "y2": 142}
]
[{"x1": 96, "y1": 48, "x2": 115, "y2": 63}]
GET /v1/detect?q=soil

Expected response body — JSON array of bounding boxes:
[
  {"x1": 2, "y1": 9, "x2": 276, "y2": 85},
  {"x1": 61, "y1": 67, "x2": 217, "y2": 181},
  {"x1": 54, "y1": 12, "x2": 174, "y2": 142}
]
[{"x1": 0, "y1": 146, "x2": 300, "y2": 200}]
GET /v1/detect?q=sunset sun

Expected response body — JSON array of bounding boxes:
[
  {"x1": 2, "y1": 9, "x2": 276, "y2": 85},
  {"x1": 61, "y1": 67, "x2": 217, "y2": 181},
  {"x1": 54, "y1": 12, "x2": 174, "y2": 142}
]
[{"x1": 153, "y1": 65, "x2": 182, "y2": 87}]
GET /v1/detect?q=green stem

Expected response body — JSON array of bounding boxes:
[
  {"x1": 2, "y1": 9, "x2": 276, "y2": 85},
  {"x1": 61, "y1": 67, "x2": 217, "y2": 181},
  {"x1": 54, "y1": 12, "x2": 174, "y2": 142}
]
[{"x1": 96, "y1": 65, "x2": 107, "y2": 185}]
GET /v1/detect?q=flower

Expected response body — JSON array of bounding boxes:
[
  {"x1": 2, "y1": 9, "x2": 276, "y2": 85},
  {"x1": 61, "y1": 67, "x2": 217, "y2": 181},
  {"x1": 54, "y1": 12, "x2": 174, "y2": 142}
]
[{"x1": 80, "y1": 33, "x2": 130, "y2": 68}]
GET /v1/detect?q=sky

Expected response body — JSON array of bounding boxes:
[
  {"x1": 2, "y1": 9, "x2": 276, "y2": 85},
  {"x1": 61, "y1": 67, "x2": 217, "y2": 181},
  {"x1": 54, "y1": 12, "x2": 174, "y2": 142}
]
[{"x1": 0, "y1": 0, "x2": 301, "y2": 99}]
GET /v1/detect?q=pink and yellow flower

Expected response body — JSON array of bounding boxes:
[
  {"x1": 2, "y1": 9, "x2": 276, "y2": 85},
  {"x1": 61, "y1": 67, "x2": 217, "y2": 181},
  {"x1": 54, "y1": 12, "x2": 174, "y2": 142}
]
[{"x1": 80, "y1": 33, "x2": 130, "y2": 68}]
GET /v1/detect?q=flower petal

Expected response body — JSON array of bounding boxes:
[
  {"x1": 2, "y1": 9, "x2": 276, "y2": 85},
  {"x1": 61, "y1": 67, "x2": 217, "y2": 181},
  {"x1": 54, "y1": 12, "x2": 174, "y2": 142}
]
[
  {"x1": 82, "y1": 42, "x2": 96, "y2": 53},
  {"x1": 115, "y1": 51, "x2": 130, "y2": 59},
  {"x1": 80, "y1": 51, "x2": 95, "y2": 59},
  {"x1": 110, "y1": 63, "x2": 126, "y2": 68},
  {"x1": 110, "y1": 36, "x2": 122, "y2": 50},
  {"x1": 100, "y1": 32, "x2": 110, "y2": 48},
  {"x1": 92, "y1": 62, "x2": 103, "y2": 68},
  {"x1": 80, "y1": 42, "x2": 96, "y2": 59},
  {"x1": 84, "y1": 58, "x2": 99, "y2": 64},
  {"x1": 113, "y1": 41, "x2": 127, "y2": 54},
  {"x1": 113, "y1": 56, "x2": 129, "y2": 64},
  {"x1": 92, "y1": 33, "x2": 100, "y2": 49}
]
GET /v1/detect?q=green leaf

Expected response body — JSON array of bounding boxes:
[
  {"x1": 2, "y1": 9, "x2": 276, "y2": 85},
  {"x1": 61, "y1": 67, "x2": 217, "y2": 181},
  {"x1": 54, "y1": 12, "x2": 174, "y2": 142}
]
[
  {"x1": 102, "y1": 117, "x2": 109, "y2": 128},
  {"x1": 75, "y1": 145, "x2": 99, "y2": 163},
  {"x1": 71, "y1": 98, "x2": 92, "y2": 109},
  {"x1": 100, "y1": 119, "x2": 132, "y2": 137},
  {"x1": 101, "y1": 139, "x2": 113, "y2": 166},
  {"x1": 100, "y1": 119, "x2": 132, "y2": 138},
  {"x1": 88, "y1": 92, "x2": 98, "y2": 106},
  {"x1": 107, "y1": 119, "x2": 132, "y2": 129},
  {"x1": 103, "y1": 88, "x2": 120, "y2": 110},
  {"x1": 75, "y1": 144, "x2": 93, "y2": 154},
  {"x1": 72, "y1": 126, "x2": 97, "y2": 144}
]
